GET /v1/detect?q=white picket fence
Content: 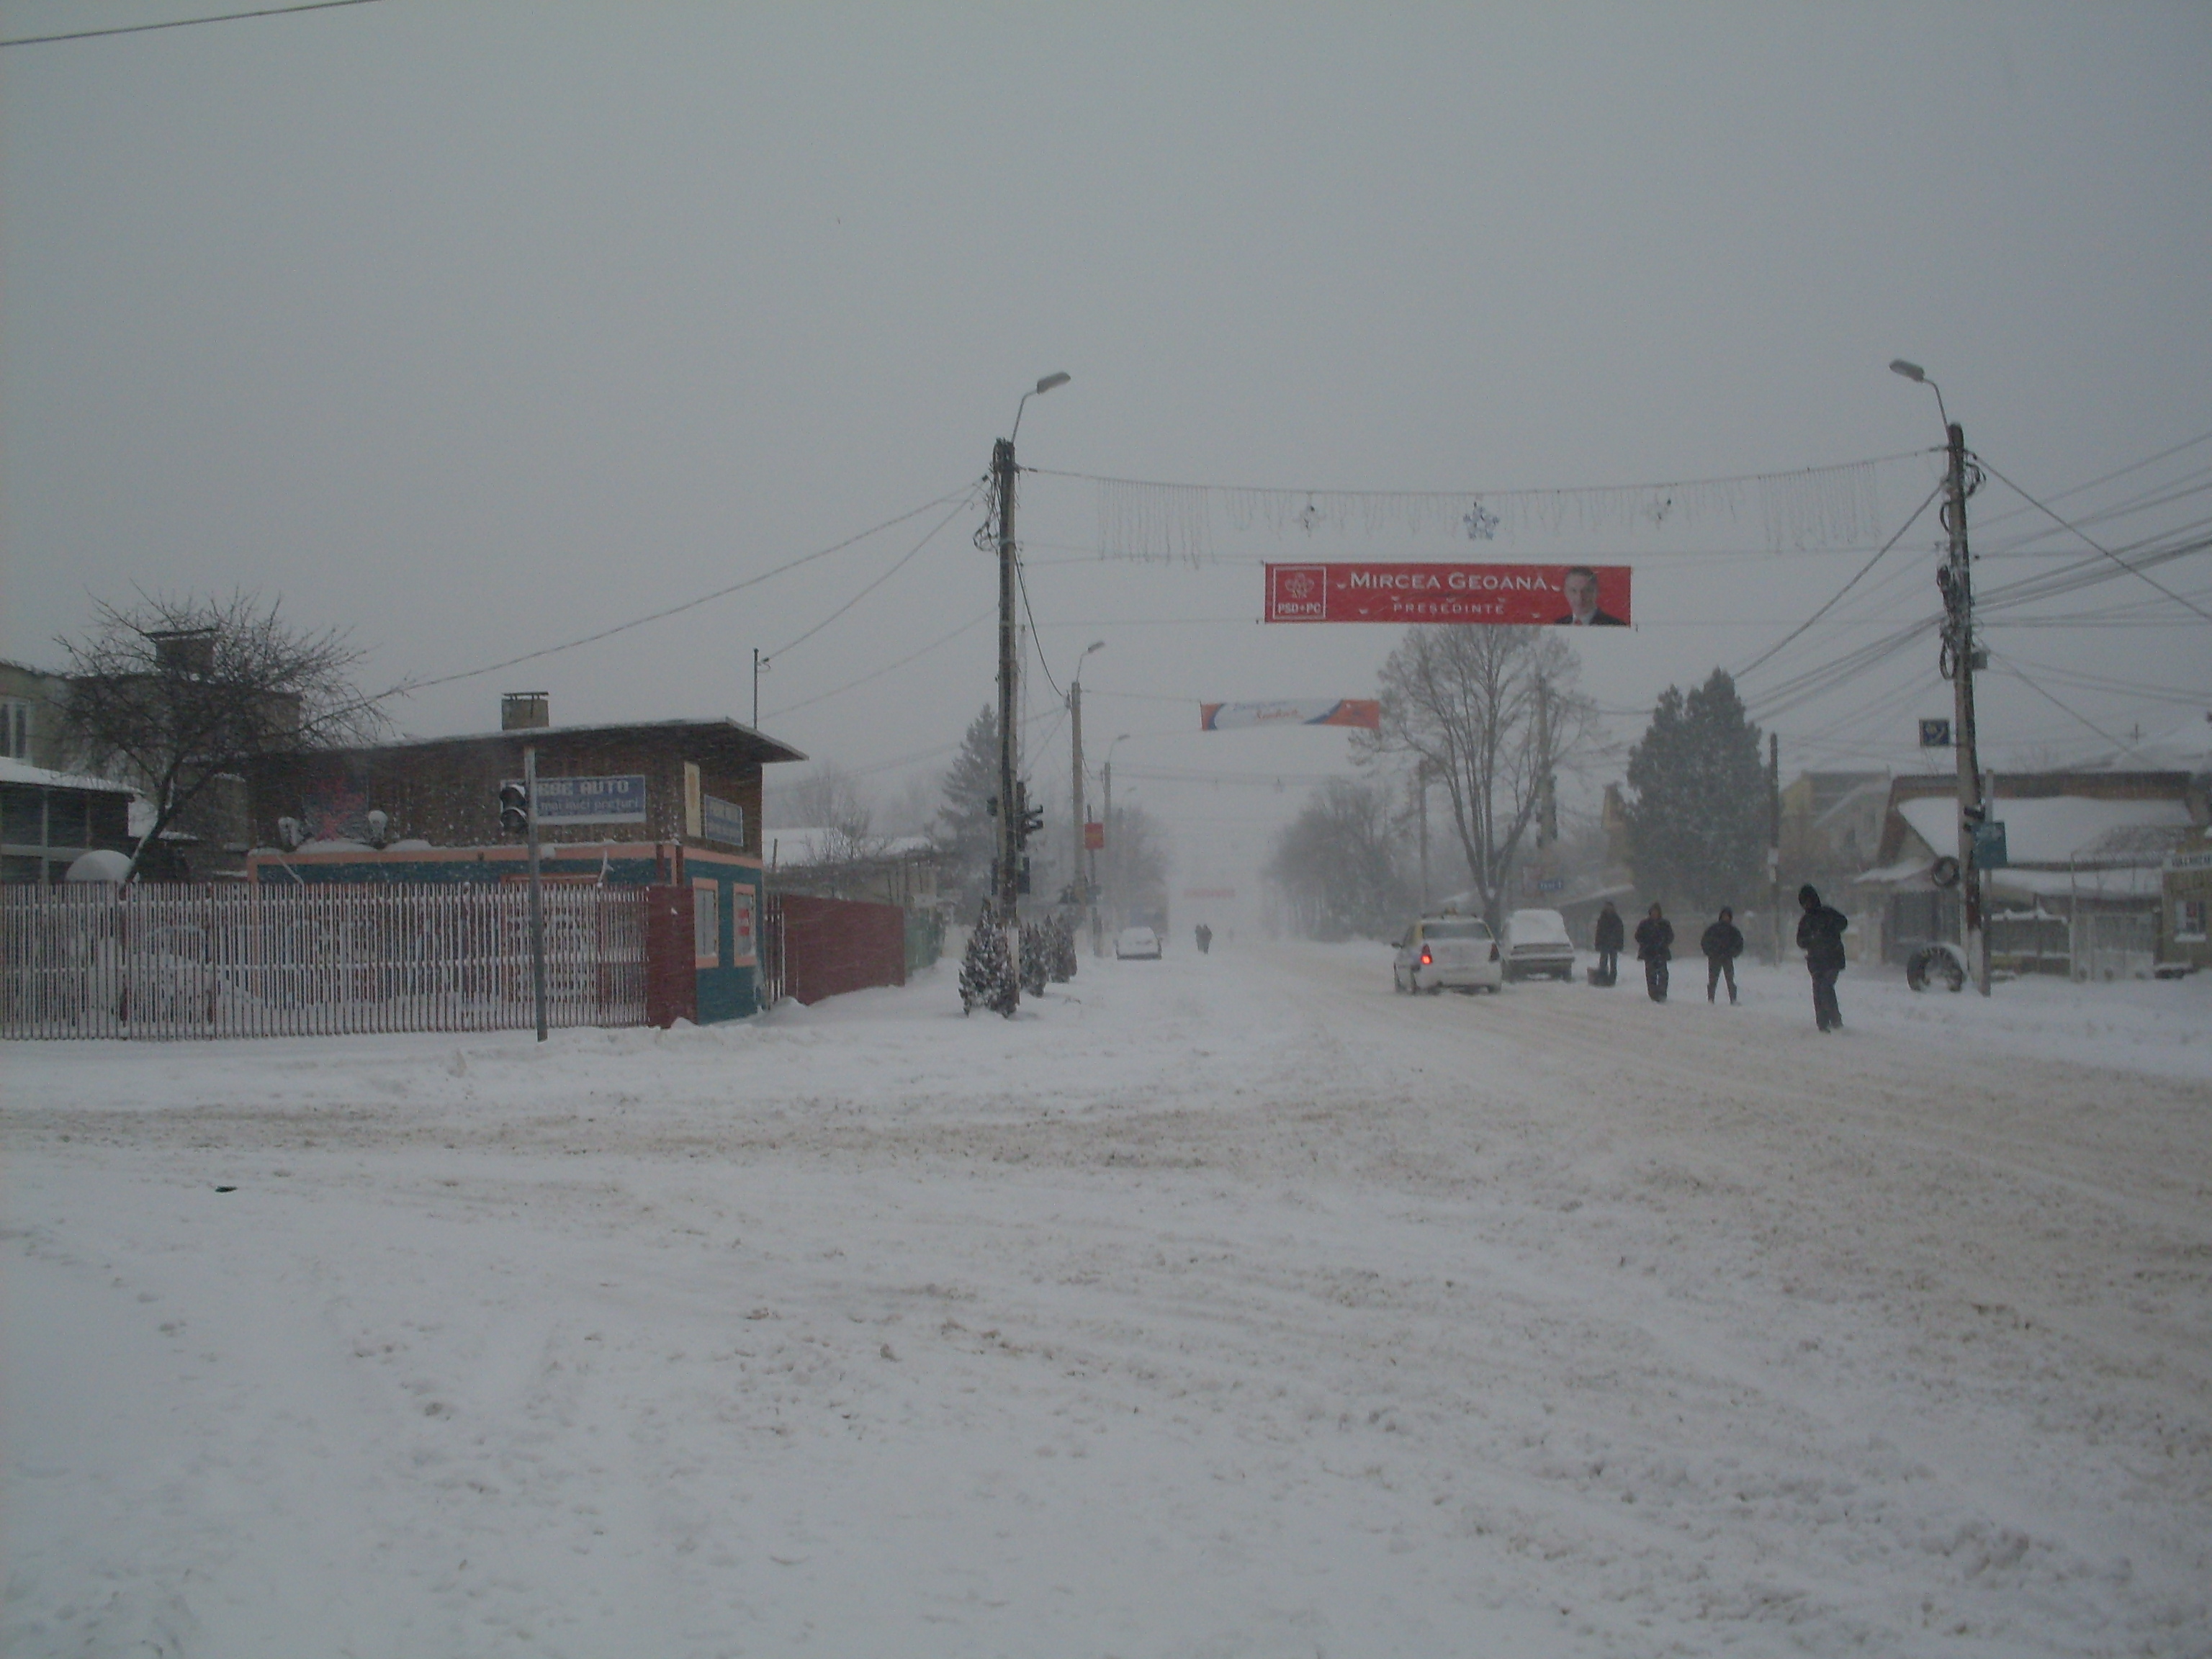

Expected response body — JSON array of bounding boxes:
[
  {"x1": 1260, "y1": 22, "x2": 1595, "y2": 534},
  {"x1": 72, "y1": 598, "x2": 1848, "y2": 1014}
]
[{"x1": 1, "y1": 884, "x2": 649, "y2": 1039}]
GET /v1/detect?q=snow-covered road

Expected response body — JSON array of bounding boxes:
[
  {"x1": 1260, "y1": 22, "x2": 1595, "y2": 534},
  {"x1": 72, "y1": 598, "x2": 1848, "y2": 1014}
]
[{"x1": 6, "y1": 945, "x2": 2209, "y2": 1657}]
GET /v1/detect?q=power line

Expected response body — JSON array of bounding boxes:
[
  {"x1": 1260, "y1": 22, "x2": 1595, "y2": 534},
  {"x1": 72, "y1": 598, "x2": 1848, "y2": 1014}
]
[
  {"x1": 1, "y1": 0, "x2": 378, "y2": 47},
  {"x1": 763, "y1": 607, "x2": 994, "y2": 721},
  {"x1": 1977, "y1": 457, "x2": 2212, "y2": 623},
  {"x1": 761, "y1": 485, "x2": 981, "y2": 661},
  {"x1": 382, "y1": 485, "x2": 976, "y2": 701},
  {"x1": 1733, "y1": 480, "x2": 1943, "y2": 681}
]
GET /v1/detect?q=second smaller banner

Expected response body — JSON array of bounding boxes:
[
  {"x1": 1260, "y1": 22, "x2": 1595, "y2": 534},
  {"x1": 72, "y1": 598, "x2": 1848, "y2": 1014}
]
[{"x1": 1200, "y1": 699, "x2": 1381, "y2": 732}]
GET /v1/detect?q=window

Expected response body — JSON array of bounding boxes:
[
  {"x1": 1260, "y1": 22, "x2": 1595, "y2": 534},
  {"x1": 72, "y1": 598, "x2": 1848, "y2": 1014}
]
[
  {"x1": 0, "y1": 700, "x2": 29, "y2": 760},
  {"x1": 693, "y1": 876, "x2": 721, "y2": 967},
  {"x1": 2177, "y1": 899, "x2": 2208, "y2": 943}
]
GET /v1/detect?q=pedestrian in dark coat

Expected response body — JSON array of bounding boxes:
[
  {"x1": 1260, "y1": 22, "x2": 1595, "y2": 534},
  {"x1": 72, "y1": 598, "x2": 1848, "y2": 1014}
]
[
  {"x1": 1633, "y1": 903, "x2": 1673, "y2": 1002},
  {"x1": 1796, "y1": 884, "x2": 1849, "y2": 1031},
  {"x1": 1701, "y1": 907, "x2": 1744, "y2": 1004},
  {"x1": 1592, "y1": 900, "x2": 1624, "y2": 986}
]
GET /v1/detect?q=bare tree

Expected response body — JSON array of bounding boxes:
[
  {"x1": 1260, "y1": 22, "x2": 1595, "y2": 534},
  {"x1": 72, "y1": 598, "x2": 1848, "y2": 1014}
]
[
  {"x1": 767, "y1": 762, "x2": 875, "y2": 842},
  {"x1": 1361, "y1": 625, "x2": 1595, "y2": 930},
  {"x1": 58, "y1": 591, "x2": 385, "y2": 877},
  {"x1": 1264, "y1": 778, "x2": 1413, "y2": 940}
]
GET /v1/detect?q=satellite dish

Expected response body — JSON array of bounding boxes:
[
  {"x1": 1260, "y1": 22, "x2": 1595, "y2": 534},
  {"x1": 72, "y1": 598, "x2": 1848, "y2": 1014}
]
[{"x1": 1930, "y1": 855, "x2": 1961, "y2": 890}]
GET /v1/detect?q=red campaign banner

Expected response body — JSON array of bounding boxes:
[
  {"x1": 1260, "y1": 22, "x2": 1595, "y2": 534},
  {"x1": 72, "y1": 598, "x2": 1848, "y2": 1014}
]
[{"x1": 1264, "y1": 562, "x2": 1632, "y2": 626}]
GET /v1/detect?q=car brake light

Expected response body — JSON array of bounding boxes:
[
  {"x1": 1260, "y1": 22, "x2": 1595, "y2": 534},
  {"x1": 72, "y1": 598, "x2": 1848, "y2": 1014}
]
[{"x1": 1419, "y1": 947, "x2": 1433, "y2": 966}]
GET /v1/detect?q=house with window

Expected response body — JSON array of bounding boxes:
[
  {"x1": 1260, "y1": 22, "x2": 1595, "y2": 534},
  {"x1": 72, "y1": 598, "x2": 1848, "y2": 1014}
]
[
  {"x1": 1852, "y1": 769, "x2": 2205, "y2": 977},
  {"x1": 241, "y1": 695, "x2": 804, "y2": 1020},
  {"x1": 0, "y1": 758, "x2": 135, "y2": 885}
]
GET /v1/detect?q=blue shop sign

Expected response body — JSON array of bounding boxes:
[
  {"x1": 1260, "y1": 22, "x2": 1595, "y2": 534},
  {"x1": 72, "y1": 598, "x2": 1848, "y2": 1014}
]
[{"x1": 503, "y1": 773, "x2": 649, "y2": 824}]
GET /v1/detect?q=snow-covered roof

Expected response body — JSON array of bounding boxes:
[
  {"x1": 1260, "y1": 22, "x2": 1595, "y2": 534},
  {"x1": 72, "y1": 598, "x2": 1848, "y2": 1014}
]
[
  {"x1": 1896, "y1": 792, "x2": 2193, "y2": 867},
  {"x1": 1985, "y1": 866, "x2": 2167, "y2": 902},
  {"x1": 764, "y1": 827, "x2": 936, "y2": 868},
  {"x1": 0, "y1": 756, "x2": 135, "y2": 795}
]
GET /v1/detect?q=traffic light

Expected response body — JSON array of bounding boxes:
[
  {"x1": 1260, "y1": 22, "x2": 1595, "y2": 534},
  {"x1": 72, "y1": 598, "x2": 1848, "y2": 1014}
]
[
  {"x1": 1015, "y1": 781, "x2": 1043, "y2": 846},
  {"x1": 498, "y1": 781, "x2": 530, "y2": 836}
]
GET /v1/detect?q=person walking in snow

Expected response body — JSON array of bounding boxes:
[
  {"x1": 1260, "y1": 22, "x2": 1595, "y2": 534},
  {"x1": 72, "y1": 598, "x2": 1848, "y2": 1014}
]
[
  {"x1": 1633, "y1": 903, "x2": 1673, "y2": 1002},
  {"x1": 1701, "y1": 906, "x2": 1744, "y2": 1004},
  {"x1": 1592, "y1": 899, "x2": 1624, "y2": 986},
  {"x1": 1796, "y1": 884, "x2": 1850, "y2": 1032}
]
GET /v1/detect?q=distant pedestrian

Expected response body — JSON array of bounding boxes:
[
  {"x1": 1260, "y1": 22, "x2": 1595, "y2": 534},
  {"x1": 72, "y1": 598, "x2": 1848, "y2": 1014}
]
[
  {"x1": 1634, "y1": 903, "x2": 1673, "y2": 1002},
  {"x1": 1796, "y1": 884, "x2": 1850, "y2": 1032},
  {"x1": 1701, "y1": 907, "x2": 1744, "y2": 1004},
  {"x1": 1195, "y1": 922, "x2": 1213, "y2": 955},
  {"x1": 1592, "y1": 900, "x2": 1624, "y2": 986}
]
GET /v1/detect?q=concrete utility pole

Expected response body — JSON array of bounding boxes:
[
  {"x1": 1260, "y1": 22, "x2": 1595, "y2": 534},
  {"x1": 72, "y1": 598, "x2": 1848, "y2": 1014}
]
[
  {"x1": 1893, "y1": 359, "x2": 1990, "y2": 997},
  {"x1": 1768, "y1": 732, "x2": 1782, "y2": 968},
  {"x1": 1069, "y1": 641, "x2": 1104, "y2": 925},
  {"x1": 992, "y1": 373, "x2": 1071, "y2": 948},
  {"x1": 1941, "y1": 419, "x2": 1990, "y2": 996},
  {"x1": 993, "y1": 433, "x2": 1021, "y2": 927}
]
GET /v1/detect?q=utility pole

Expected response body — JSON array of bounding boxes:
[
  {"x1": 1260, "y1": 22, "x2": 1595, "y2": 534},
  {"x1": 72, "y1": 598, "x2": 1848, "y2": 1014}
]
[
  {"x1": 1768, "y1": 732, "x2": 1781, "y2": 968},
  {"x1": 1940, "y1": 418, "x2": 1991, "y2": 996},
  {"x1": 1102, "y1": 755, "x2": 1115, "y2": 930},
  {"x1": 1894, "y1": 359, "x2": 1989, "y2": 997},
  {"x1": 993, "y1": 434, "x2": 1021, "y2": 943},
  {"x1": 1069, "y1": 678, "x2": 1084, "y2": 912},
  {"x1": 1534, "y1": 671, "x2": 1554, "y2": 858},
  {"x1": 1416, "y1": 761, "x2": 1431, "y2": 912}
]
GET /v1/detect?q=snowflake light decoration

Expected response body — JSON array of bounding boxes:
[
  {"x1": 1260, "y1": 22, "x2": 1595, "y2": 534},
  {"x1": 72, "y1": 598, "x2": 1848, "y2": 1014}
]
[{"x1": 1463, "y1": 500, "x2": 1498, "y2": 541}]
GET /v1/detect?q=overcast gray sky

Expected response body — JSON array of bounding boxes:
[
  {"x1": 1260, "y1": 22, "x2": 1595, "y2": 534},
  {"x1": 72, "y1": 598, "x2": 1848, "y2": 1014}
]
[{"x1": 5, "y1": 2, "x2": 2208, "y2": 902}]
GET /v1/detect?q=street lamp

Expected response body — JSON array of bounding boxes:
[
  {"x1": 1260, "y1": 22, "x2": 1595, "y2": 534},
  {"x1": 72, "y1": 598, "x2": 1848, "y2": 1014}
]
[
  {"x1": 1010, "y1": 372, "x2": 1071, "y2": 444},
  {"x1": 1889, "y1": 359, "x2": 1950, "y2": 431},
  {"x1": 1892, "y1": 356, "x2": 1989, "y2": 997}
]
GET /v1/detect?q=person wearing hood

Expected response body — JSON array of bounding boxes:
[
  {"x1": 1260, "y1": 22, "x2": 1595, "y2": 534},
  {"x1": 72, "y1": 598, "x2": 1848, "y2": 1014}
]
[
  {"x1": 1796, "y1": 884, "x2": 1850, "y2": 1032},
  {"x1": 1633, "y1": 903, "x2": 1673, "y2": 1002},
  {"x1": 1701, "y1": 907, "x2": 1744, "y2": 1004},
  {"x1": 1592, "y1": 899, "x2": 1624, "y2": 986}
]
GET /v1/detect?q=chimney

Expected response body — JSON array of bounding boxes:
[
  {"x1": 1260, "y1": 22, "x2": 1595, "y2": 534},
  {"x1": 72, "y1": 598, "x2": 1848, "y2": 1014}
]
[{"x1": 501, "y1": 692, "x2": 549, "y2": 731}]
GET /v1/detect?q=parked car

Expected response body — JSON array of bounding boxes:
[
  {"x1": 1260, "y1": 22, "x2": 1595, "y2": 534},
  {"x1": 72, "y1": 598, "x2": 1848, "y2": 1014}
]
[
  {"x1": 1115, "y1": 926, "x2": 1162, "y2": 960},
  {"x1": 1502, "y1": 908, "x2": 1578, "y2": 981},
  {"x1": 1392, "y1": 916, "x2": 1503, "y2": 994}
]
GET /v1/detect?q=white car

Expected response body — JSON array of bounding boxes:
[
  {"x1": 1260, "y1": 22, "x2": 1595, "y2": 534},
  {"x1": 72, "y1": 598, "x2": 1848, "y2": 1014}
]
[
  {"x1": 1115, "y1": 926, "x2": 1161, "y2": 960},
  {"x1": 1502, "y1": 908, "x2": 1578, "y2": 981},
  {"x1": 1392, "y1": 916, "x2": 1503, "y2": 994}
]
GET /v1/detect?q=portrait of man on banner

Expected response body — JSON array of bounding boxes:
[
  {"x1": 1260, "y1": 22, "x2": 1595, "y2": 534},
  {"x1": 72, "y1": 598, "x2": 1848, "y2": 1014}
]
[{"x1": 1556, "y1": 566, "x2": 1627, "y2": 626}]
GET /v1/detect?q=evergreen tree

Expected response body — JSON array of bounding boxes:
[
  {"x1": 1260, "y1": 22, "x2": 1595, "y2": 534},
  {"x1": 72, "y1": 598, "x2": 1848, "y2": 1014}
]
[
  {"x1": 1624, "y1": 668, "x2": 1766, "y2": 911},
  {"x1": 936, "y1": 705, "x2": 1000, "y2": 912},
  {"x1": 1018, "y1": 922, "x2": 1051, "y2": 997},
  {"x1": 958, "y1": 907, "x2": 1019, "y2": 1017}
]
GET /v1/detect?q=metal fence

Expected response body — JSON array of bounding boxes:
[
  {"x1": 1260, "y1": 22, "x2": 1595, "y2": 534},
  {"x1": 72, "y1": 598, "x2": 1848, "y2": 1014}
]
[
  {"x1": 1, "y1": 884, "x2": 649, "y2": 1039},
  {"x1": 756, "y1": 891, "x2": 786, "y2": 1009}
]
